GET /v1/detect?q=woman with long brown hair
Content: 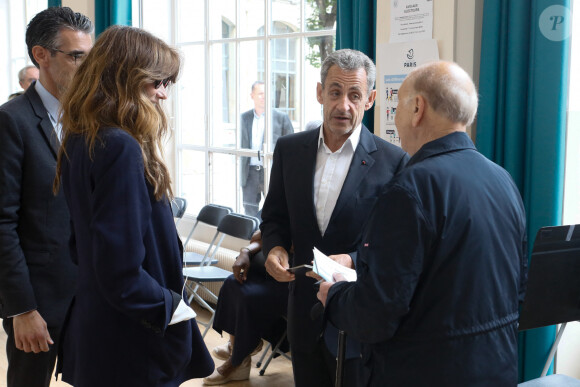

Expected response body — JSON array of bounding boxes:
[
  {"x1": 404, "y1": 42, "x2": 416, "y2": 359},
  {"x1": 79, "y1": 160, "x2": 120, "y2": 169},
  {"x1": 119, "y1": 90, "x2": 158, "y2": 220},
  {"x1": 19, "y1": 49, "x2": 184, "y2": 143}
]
[{"x1": 54, "y1": 25, "x2": 213, "y2": 386}]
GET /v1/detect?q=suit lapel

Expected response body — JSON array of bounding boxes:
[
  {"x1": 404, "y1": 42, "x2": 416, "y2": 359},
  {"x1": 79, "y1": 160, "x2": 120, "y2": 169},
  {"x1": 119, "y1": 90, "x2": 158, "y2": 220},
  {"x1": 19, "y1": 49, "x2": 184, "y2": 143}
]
[
  {"x1": 328, "y1": 126, "x2": 377, "y2": 224},
  {"x1": 297, "y1": 130, "x2": 320, "y2": 232},
  {"x1": 26, "y1": 86, "x2": 60, "y2": 158}
]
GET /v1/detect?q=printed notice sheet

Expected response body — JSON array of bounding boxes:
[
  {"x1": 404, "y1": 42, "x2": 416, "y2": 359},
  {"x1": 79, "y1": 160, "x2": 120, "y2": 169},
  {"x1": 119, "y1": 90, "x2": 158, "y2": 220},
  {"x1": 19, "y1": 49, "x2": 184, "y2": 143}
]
[
  {"x1": 390, "y1": 0, "x2": 433, "y2": 43},
  {"x1": 312, "y1": 248, "x2": 357, "y2": 282}
]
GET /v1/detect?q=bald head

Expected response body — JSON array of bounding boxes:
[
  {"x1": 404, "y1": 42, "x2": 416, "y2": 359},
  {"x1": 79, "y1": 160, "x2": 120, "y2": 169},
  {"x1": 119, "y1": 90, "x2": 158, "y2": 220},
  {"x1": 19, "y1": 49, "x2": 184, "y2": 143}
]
[{"x1": 403, "y1": 61, "x2": 478, "y2": 126}]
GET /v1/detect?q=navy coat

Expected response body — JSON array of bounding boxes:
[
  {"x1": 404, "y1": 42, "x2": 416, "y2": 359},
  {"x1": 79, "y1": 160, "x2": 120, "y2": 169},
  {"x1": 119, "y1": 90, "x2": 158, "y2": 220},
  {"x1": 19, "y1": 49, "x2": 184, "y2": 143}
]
[
  {"x1": 260, "y1": 126, "x2": 408, "y2": 358},
  {"x1": 326, "y1": 132, "x2": 528, "y2": 386},
  {"x1": 0, "y1": 84, "x2": 76, "y2": 330},
  {"x1": 59, "y1": 128, "x2": 213, "y2": 386}
]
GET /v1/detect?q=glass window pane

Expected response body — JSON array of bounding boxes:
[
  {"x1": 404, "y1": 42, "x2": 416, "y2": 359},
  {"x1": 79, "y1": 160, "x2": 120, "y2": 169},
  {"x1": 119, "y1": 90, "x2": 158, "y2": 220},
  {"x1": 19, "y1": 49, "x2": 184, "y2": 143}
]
[
  {"x1": 177, "y1": 0, "x2": 204, "y2": 43},
  {"x1": 268, "y1": 36, "x2": 298, "y2": 150},
  {"x1": 210, "y1": 42, "x2": 236, "y2": 148},
  {"x1": 303, "y1": 35, "x2": 334, "y2": 129},
  {"x1": 142, "y1": 0, "x2": 172, "y2": 42},
  {"x1": 271, "y1": 0, "x2": 300, "y2": 34},
  {"x1": 239, "y1": 40, "x2": 264, "y2": 150},
  {"x1": 180, "y1": 150, "x2": 206, "y2": 216},
  {"x1": 305, "y1": 0, "x2": 337, "y2": 32},
  {"x1": 210, "y1": 153, "x2": 237, "y2": 210},
  {"x1": 178, "y1": 44, "x2": 205, "y2": 146},
  {"x1": 240, "y1": 0, "x2": 265, "y2": 38},
  {"x1": 209, "y1": 0, "x2": 236, "y2": 40}
]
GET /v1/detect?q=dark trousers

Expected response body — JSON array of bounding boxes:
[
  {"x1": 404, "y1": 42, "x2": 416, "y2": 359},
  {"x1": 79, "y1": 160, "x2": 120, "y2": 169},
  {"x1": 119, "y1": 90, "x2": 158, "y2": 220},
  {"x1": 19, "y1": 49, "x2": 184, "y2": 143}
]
[
  {"x1": 3, "y1": 318, "x2": 59, "y2": 387},
  {"x1": 212, "y1": 270, "x2": 288, "y2": 366},
  {"x1": 291, "y1": 338, "x2": 361, "y2": 387},
  {"x1": 242, "y1": 166, "x2": 264, "y2": 217}
]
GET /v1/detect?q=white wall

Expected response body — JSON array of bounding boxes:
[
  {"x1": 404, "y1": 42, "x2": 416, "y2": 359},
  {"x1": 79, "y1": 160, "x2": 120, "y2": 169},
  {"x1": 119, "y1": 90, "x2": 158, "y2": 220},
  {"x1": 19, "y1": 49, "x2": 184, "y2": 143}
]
[{"x1": 62, "y1": 0, "x2": 94, "y2": 26}]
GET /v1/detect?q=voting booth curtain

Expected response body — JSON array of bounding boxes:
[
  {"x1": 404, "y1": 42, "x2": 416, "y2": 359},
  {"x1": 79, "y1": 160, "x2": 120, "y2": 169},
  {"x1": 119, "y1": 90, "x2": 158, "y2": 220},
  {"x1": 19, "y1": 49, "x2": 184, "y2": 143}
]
[
  {"x1": 336, "y1": 0, "x2": 377, "y2": 133},
  {"x1": 95, "y1": 0, "x2": 132, "y2": 37},
  {"x1": 476, "y1": 0, "x2": 570, "y2": 382}
]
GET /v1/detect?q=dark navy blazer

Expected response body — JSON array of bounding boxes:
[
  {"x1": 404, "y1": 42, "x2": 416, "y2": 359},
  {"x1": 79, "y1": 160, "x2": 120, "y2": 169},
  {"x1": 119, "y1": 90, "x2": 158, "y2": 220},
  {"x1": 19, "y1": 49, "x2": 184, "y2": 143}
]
[
  {"x1": 260, "y1": 126, "x2": 408, "y2": 358},
  {"x1": 326, "y1": 132, "x2": 528, "y2": 386},
  {"x1": 0, "y1": 84, "x2": 76, "y2": 329},
  {"x1": 59, "y1": 128, "x2": 213, "y2": 386}
]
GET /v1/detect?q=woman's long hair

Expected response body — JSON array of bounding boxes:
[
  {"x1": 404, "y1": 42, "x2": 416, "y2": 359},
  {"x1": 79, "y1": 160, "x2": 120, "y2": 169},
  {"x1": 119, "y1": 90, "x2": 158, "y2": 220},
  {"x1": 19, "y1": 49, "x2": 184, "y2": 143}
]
[{"x1": 54, "y1": 25, "x2": 180, "y2": 201}]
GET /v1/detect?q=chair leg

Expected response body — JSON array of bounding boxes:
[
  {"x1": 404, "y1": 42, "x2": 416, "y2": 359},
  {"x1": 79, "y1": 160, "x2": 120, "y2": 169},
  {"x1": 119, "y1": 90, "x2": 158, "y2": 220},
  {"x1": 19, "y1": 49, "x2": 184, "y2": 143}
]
[
  {"x1": 259, "y1": 330, "x2": 289, "y2": 376},
  {"x1": 256, "y1": 342, "x2": 272, "y2": 368}
]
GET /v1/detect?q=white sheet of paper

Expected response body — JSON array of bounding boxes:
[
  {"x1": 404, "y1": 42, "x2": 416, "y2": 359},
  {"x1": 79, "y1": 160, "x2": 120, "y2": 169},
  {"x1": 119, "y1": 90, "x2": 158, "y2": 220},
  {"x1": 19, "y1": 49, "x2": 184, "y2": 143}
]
[{"x1": 312, "y1": 247, "x2": 357, "y2": 282}]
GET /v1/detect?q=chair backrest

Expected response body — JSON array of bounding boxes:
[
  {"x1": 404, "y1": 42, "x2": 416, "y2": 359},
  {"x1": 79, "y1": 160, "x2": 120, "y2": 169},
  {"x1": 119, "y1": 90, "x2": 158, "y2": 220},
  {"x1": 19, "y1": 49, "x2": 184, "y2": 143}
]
[
  {"x1": 198, "y1": 213, "x2": 259, "y2": 266},
  {"x1": 171, "y1": 197, "x2": 187, "y2": 219},
  {"x1": 183, "y1": 204, "x2": 233, "y2": 246},
  {"x1": 217, "y1": 213, "x2": 259, "y2": 240}
]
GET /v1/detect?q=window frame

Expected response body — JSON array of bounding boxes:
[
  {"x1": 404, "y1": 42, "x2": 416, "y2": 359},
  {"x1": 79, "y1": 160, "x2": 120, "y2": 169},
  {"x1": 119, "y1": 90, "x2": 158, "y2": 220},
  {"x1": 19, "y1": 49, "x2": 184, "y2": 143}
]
[{"x1": 133, "y1": 0, "x2": 335, "y2": 215}]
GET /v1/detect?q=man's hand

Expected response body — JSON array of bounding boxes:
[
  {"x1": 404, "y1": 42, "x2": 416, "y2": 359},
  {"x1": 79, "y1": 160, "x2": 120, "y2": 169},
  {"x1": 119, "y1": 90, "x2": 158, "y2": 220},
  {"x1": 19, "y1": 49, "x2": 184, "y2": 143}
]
[
  {"x1": 265, "y1": 246, "x2": 295, "y2": 282},
  {"x1": 329, "y1": 254, "x2": 354, "y2": 269},
  {"x1": 13, "y1": 310, "x2": 53, "y2": 353},
  {"x1": 233, "y1": 248, "x2": 251, "y2": 284},
  {"x1": 317, "y1": 272, "x2": 346, "y2": 306}
]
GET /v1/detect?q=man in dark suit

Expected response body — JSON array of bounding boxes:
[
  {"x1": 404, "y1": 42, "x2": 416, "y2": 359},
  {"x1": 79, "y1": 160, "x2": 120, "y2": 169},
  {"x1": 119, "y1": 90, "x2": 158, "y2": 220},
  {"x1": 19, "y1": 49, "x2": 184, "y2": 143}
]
[
  {"x1": 317, "y1": 62, "x2": 527, "y2": 386},
  {"x1": 261, "y1": 49, "x2": 408, "y2": 386},
  {"x1": 0, "y1": 7, "x2": 93, "y2": 387},
  {"x1": 240, "y1": 81, "x2": 294, "y2": 216}
]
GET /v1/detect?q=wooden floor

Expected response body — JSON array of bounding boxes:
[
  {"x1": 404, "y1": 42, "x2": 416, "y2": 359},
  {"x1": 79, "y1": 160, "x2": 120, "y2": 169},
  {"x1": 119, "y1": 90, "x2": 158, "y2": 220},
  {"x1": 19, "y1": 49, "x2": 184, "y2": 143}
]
[{"x1": 0, "y1": 304, "x2": 294, "y2": 386}]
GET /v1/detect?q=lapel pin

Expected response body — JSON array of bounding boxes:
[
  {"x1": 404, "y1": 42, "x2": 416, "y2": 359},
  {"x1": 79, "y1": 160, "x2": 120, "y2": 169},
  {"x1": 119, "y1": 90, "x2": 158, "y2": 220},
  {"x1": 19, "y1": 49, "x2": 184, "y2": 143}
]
[{"x1": 361, "y1": 160, "x2": 367, "y2": 165}]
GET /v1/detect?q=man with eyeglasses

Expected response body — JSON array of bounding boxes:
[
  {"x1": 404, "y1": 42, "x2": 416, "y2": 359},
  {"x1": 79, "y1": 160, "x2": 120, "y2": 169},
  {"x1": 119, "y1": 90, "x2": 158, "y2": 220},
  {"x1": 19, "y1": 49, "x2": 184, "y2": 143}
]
[{"x1": 0, "y1": 7, "x2": 92, "y2": 387}]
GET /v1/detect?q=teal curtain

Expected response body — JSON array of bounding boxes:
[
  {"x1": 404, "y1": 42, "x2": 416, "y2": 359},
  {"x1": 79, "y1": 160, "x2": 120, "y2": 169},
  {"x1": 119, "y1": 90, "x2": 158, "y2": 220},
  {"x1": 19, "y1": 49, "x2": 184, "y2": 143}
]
[
  {"x1": 95, "y1": 0, "x2": 132, "y2": 37},
  {"x1": 477, "y1": 0, "x2": 570, "y2": 381},
  {"x1": 336, "y1": 0, "x2": 377, "y2": 132},
  {"x1": 48, "y1": 0, "x2": 61, "y2": 7}
]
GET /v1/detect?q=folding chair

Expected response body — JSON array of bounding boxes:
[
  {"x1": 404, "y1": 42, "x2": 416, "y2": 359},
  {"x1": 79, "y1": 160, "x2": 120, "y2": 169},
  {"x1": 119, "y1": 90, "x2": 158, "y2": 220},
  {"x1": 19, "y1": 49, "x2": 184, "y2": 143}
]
[
  {"x1": 182, "y1": 204, "x2": 232, "y2": 266},
  {"x1": 183, "y1": 213, "x2": 259, "y2": 337},
  {"x1": 256, "y1": 318, "x2": 291, "y2": 376},
  {"x1": 170, "y1": 197, "x2": 187, "y2": 226}
]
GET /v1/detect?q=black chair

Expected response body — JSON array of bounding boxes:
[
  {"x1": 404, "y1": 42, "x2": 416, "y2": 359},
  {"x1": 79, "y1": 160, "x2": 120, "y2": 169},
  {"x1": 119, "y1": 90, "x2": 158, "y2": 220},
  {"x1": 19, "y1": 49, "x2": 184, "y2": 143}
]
[
  {"x1": 182, "y1": 204, "x2": 232, "y2": 266},
  {"x1": 183, "y1": 213, "x2": 259, "y2": 337},
  {"x1": 170, "y1": 197, "x2": 187, "y2": 225},
  {"x1": 517, "y1": 225, "x2": 580, "y2": 386}
]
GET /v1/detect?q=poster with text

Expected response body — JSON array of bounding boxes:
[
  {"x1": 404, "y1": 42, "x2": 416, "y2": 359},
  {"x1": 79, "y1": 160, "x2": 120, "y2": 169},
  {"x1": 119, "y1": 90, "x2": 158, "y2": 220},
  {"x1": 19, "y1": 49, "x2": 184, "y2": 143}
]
[
  {"x1": 390, "y1": 0, "x2": 433, "y2": 43},
  {"x1": 377, "y1": 40, "x2": 439, "y2": 146}
]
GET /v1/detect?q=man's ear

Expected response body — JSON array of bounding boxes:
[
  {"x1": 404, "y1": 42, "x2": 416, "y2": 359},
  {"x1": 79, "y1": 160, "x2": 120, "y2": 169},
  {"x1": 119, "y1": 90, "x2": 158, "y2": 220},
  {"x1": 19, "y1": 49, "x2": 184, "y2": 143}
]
[
  {"x1": 411, "y1": 94, "x2": 426, "y2": 127},
  {"x1": 364, "y1": 89, "x2": 377, "y2": 111},
  {"x1": 31, "y1": 46, "x2": 49, "y2": 68},
  {"x1": 316, "y1": 82, "x2": 323, "y2": 104}
]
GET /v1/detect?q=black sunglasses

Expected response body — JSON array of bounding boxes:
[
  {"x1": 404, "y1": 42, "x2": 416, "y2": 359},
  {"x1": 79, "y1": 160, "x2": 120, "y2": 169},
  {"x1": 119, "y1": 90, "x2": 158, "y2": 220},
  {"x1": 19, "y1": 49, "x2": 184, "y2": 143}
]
[{"x1": 154, "y1": 78, "x2": 171, "y2": 89}]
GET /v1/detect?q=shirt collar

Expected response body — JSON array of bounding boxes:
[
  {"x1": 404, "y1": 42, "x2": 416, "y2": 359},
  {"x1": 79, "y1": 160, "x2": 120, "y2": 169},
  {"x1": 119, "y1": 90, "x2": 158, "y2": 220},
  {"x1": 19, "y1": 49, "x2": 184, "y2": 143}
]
[
  {"x1": 317, "y1": 122, "x2": 362, "y2": 153},
  {"x1": 407, "y1": 131, "x2": 476, "y2": 168},
  {"x1": 35, "y1": 80, "x2": 60, "y2": 125},
  {"x1": 253, "y1": 109, "x2": 265, "y2": 119}
]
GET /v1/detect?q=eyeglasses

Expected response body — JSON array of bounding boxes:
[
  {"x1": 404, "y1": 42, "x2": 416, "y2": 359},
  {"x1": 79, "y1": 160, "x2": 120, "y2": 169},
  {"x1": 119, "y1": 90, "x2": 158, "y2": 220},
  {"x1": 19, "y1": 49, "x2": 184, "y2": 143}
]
[
  {"x1": 154, "y1": 78, "x2": 171, "y2": 89},
  {"x1": 49, "y1": 48, "x2": 87, "y2": 65}
]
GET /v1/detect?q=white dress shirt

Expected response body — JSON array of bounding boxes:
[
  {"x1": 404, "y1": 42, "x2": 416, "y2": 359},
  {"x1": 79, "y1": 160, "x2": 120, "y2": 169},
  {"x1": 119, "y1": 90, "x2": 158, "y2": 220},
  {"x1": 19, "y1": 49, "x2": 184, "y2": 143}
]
[
  {"x1": 313, "y1": 124, "x2": 361, "y2": 235},
  {"x1": 35, "y1": 80, "x2": 62, "y2": 140}
]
